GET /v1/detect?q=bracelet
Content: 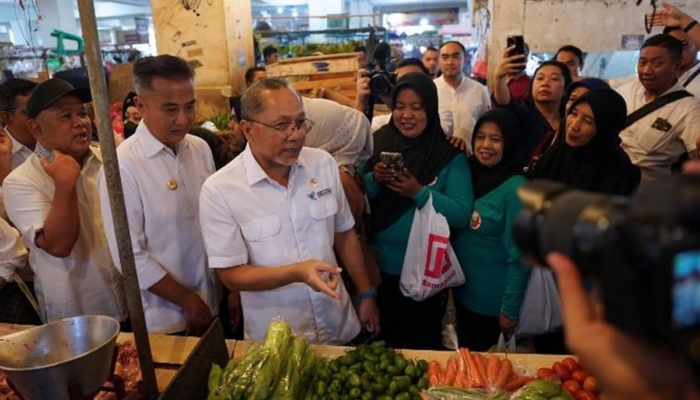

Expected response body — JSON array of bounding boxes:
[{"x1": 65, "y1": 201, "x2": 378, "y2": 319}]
[
  {"x1": 357, "y1": 285, "x2": 377, "y2": 299},
  {"x1": 684, "y1": 20, "x2": 698, "y2": 33}
]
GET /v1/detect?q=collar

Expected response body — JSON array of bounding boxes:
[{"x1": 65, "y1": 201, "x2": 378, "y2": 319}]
[
  {"x1": 636, "y1": 79, "x2": 685, "y2": 100},
  {"x1": 242, "y1": 145, "x2": 306, "y2": 186},
  {"x1": 437, "y1": 74, "x2": 466, "y2": 91},
  {"x1": 137, "y1": 120, "x2": 189, "y2": 158},
  {"x1": 86, "y1": 144, "x2": 103, "y2": 165},
  {"x1": 9, "y1": 132, "x2": 28, "y2": 155}
]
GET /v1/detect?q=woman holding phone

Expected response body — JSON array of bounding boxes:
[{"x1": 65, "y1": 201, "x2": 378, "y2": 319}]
[{"x1": 363, "y1": 72, "x2": 473, "y2": 350}]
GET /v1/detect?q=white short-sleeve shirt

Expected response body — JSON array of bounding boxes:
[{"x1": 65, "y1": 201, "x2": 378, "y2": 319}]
[
  {"x1": 0, "y1": 217, "x2": 27, "y2": 282},
  {"x1": 98, "y1": 122, "x2": 220, "y2": 334},
  {"x1": 618, "y1": 79, "x2": 700, "y2": 185},
  {"x1": 0, "y1": 132, "x2": 34, "y2": 220},
  {"x1": 680, "y1": 62, "x2": 700, "y2": 98},
  {"x1": 435, "y1": 75, "x2": 491, "y2": 150},
  {"x1": 199, "y1": 146, "x2": 361, "y2": 344},
  {"x1": 2, "y1": 146, "x2": 127, "y2": 323}
]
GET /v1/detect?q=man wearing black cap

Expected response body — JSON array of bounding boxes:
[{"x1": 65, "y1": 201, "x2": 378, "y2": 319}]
[{"x1": 1, "y1": 78, "x2": 127, "y2": 323}]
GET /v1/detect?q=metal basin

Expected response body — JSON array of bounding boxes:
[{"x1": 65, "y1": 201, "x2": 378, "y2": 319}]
[{"x1": 0, "y1": 315, "x2": 120, "y2": 400}]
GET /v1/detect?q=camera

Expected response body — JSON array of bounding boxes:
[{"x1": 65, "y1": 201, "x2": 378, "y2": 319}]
[
  {"x1": 366, "y1": 41, "x2": 396, "y2": 97},
  {"x1": 514, "y1": 178, "x2": 700, "y2": 365}
]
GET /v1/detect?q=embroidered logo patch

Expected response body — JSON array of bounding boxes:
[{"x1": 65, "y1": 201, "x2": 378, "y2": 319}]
[{"x1": 470, "y1": 211, "x2": 482, "y2": 230}]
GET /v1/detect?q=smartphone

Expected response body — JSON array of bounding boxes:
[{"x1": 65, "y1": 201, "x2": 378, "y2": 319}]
[
  {"x1": 35, "y1": 142, "x2": 55, "y2": 163},
  {"x1": 380, "y1": 151, "x2": 404, "y2": 170},
  {"x1": 507, "y1": 35, "x2": 525, "y2": 57}
]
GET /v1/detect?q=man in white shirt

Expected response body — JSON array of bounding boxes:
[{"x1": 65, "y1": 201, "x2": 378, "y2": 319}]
[
  {"x1": 435, "y1": 41, "x2": 490, "y2": 152},
  {"x1": 99, "y1": 55, "x2": 219, "y2": 335},
  {"x1": 200, "y1": 78, "x2": 380, "y2": 344},
  {"x1": 2, "y1": 78, "x2": 127, "y2": 323},
  {"x1": 617, "y1": 34, "x2": 700, "y2": 186},
  {"x1": 0, "y1": 79, "x2": 38, "y2": 218},
  {"x1": 664, "y1": 26, "x2": 700, "y2": 97}
]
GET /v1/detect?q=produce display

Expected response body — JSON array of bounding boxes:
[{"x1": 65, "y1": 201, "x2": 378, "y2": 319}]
[
  {"x1": 207, "y1": 320, "x2": 429, "y2": 400},
  {"x1": 535, "y1": 358, "x2": 601, "y2": 400}
]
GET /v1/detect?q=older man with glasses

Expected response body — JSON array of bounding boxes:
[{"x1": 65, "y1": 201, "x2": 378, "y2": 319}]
[{"x1": 199, "y1": 78, "x2": 380, "y2": 344}]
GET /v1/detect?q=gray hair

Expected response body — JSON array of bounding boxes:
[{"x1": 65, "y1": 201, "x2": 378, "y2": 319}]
[
  {"x1": 241, "y1": 78, "x2": 301, "y2": 120},
  {"x1": 133, "y1": 55, "x2": 194, "y2": 94}
]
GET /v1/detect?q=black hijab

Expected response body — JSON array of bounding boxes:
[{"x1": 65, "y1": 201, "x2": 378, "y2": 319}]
[
  {"x1": 367, "y1": 72, "x2": 461, "y2": 234},
  {"x1": 468, "y1": 109, "x2": 524, "y2": 199},
  {"x1": 532, "y1": 88, "x2": 640, "y2": 195}
]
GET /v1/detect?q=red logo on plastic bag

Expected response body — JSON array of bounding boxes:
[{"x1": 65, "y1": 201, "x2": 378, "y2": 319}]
[{"x1": 424, "y1": 234, "x2": 453, "y2": 279}]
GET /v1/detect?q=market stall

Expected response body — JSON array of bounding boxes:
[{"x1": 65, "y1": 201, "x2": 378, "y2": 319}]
[{"x1": 0, "y1": 320, "x2": 600, "y2": 400}]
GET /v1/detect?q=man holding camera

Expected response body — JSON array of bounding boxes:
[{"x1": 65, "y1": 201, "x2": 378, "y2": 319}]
[{"x1": 435, "y1": 41, "x2": 491, "y2": 153}]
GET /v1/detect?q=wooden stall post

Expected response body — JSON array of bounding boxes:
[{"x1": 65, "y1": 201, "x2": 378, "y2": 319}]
[{"x1": 74, "y1": 0, "x2": 159, "y2": 398}]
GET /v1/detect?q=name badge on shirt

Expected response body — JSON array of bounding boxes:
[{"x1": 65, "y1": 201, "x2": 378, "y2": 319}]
[
  {"x1": 651, "y1": 117, "x2": 672, "y2": 132},
  {"x1": 308, "y1": 187, "x2": 332, "y2": 201}
]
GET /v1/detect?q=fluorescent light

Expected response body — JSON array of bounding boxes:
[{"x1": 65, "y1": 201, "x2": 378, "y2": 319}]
[
  {"x1": 277, "y1": 7, "x2": 284, "y2": 14},
  {"x1": 420, "y1": 46, "x2": 427, "y2": 53},
  {"x1": 405, "y1": 44, "x2": 414, "y2": 52},
  {"x1": 292, "y1": 9, "x2": 299, "y2": 18},
  {"x1": 420, "y1": 17, "x2": 429, "y2": 26}
]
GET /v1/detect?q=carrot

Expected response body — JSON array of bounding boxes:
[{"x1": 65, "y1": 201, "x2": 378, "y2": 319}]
[
  {"x1": 494, "y1": 358, "x2": 513, "y2": 389},
  {"x1": 466, "y1": 349, "x2": 487, "y2": 388},
  {"x1": 459, "y1": 349, "x2": 473, "y2": 388},
  {"x1": 476, "y1": 354, "x2": 488, "y2": 385},
  {"x1": 428, "y1": 360, "x2": 442, "y2": 387},
  {"x1": 444, "y1": 358, "x2": 459, "y2": 386},
  {"x1": 505, "y1": 375, "x2": 528, "y2": 391},
  {"x1": 486, "y1": 355, "x2": 500, "y2": 387}
]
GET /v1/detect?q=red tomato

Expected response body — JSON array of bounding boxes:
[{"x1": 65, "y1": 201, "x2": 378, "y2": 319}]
[
  {"x1": 583, "y1": 376, "x2": 600, "y2": 394},
  {"x1": 571, "y1": 370, "x2": 591, "y2": 384},
  {"x1": 562, "y1": 357, "x2": 580, "y2": 371},
  {"x1": 575, "y1": 389, "x2": 599, "y2": 400},
  {"x1": 537, "y1": 368, "x2": 556, "y2": 380},
  {"x1": 562, "y1": 379, "x2": 582, "y2": 394},
  {"x1": 552, "y1": 362, "x2": 571, "y2": 381}
]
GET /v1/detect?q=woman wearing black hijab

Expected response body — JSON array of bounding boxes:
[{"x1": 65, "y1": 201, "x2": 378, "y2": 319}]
[
  {"x1": 532, "y1": 88, "x2": 640, "y2": 195},
  {"x1": 363, "y1": 72, "x2": 473, "y2": 350},
  {"x1": 452, "y1": 109, "x2": 530, "y2": 350}
]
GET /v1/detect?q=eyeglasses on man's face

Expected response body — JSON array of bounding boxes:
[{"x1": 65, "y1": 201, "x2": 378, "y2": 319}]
[{"x1": 246, "y1": 118, "x2": 315, "y2": 139}]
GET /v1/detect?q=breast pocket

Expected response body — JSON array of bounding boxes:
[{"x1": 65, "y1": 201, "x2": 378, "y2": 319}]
[
  {"x1": 625, "y1": 124, "x2": 668, "y2": 154},
  {"x1": 240, "y1": 215, "x2": 284, "y2": 266},
  {"x1": 307, "y1": 199, "x2": 339, "y2": 248}
]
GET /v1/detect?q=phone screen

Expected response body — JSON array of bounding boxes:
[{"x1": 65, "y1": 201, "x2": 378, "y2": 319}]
[{"x1": 672, "y1": 250, "x2": 700, "y2": 330}]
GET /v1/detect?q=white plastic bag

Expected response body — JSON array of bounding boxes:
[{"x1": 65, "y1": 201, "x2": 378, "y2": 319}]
[
  {"x1": 400, "y1": 195, "x2": 465, "y2": 301},
  {"x1": 515, "y1": 266, "x2": 563, "y2": 337},
  {"x1": 493, "y1": 332, "x2": 516, "y2": 353}
]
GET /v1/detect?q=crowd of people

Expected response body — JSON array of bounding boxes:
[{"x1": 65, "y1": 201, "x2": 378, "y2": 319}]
[{"x1": 1, "y1": 3, "x2": 700, "y2": 400}]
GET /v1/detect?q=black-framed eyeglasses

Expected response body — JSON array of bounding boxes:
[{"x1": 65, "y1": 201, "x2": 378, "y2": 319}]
[{"x1": 246, "y1": 118, "x2": 315, "y2": 139}]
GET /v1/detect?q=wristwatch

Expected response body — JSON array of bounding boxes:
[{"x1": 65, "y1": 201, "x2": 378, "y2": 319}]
[
  {"x1": 357, "y1": 285, "x2": 377, "y2": 300},
  {"x1": 684, "y1": 20, "x2": 698, "y2": 33}
]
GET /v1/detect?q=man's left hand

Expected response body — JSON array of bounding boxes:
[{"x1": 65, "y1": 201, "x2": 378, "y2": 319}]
[
  {"x1": 387, "y1": 169, "x2": 423, "y2": 198},
  {"x1": 358, "y1": 297, "x2": 381, "y2": 336}
]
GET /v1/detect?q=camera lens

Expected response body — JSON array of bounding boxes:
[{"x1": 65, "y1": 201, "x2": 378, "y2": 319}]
[{"x1": 370, "y1": 73, "x2": 393, "y2": 95}]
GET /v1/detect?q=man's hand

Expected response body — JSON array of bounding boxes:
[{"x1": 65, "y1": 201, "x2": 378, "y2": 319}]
[
  {"x1": 182, "y1": 292, "x2": 213, "y2": 335},
  {"x1": 496, "y1": 46, "x2": 527, "y2": 80},
  {"x1": 41, "y1": 149, "x2": 81, "y2": 186},
  {"x1": 651, "y1": 2, "x2": 694, "y2": 29},
  {"x1": 356, "y1": 69, "x2": 371, "y2": 98},
  {"x1": 448, "y1": 136, "x2": 468, "y2": 153},
  {"x1": 548, "y1": 253, "x2": 700, "y2": 400},
  {"x1": 227, "y1": 290, "x2": 243, "y2": 333},
  {"x1": 499, "y1": 314, "x2": 518, "y2": 334},
  {"x1": 0, "y1": 128, "x2": 13, "y2": 156},
  {"x1": 358, "y1": 297, "x2": 381, "y2": 336},
  {"x1": 294, "y1": 260, "x2": 343, "y2": 299},
  {"x1": 387, "y1": 169, "x2": 423, "y2": 198},
  {"x1": 373, "y1": 162, "x2": 396, "y2": 185}
]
